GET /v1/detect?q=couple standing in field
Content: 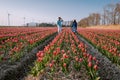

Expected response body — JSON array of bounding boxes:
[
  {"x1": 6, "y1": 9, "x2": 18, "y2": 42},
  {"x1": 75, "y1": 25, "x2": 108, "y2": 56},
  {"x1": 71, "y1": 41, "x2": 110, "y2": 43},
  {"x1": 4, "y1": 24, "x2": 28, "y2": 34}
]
[{"x1": 57, "y1": 17, "x2": 77, "y2": 33}]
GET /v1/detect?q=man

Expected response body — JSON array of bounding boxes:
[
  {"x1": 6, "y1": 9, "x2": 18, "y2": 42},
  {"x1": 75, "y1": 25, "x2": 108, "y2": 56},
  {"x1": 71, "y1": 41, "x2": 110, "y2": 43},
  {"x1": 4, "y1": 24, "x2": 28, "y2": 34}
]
[{"x1": 57, "y1": 17, "x2": 63, "y2": 33}]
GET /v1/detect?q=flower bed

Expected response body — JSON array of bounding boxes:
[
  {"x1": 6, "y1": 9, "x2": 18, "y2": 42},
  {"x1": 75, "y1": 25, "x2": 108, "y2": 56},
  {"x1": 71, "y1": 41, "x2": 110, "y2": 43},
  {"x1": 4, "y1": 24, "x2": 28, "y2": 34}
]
[
  {"x1": 0, "y1": 31, "x2": 57, "y2": 80},
  {"x1": 0, "y1": 27, "x2": 57, "y2": 62},
  {"x1": 28, "y1": 29, "x2": 100, "y2": 80},
  {"x1": 78, "y1": 28, "x2": 120, "y2": 66}
]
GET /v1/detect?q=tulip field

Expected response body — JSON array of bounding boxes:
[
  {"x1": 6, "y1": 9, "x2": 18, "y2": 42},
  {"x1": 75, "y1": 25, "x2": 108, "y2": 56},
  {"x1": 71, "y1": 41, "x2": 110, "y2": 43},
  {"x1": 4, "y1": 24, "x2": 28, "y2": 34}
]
[
  {"x1": 28, "y1": 29, "x2": 99, "y2": 80},
  {"x1": 77, "y1": 28, "x2": 120, "y2": 66},
  {"x1": 0, "y1": 27, "x2": 120, "y2": 80},
  {"x1": 0, "y1": 27, "x2": 57, "y2": 62}
]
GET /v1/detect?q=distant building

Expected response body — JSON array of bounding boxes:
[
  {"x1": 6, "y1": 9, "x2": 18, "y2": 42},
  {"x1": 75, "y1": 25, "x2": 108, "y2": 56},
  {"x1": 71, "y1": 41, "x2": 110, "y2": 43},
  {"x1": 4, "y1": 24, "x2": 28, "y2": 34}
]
[
  {"x1": 26, "y1": 22, "x2": 38, "y2": 27},
  {"x1": 62, "y1": 21, "x2": 72, "y2": 27}
]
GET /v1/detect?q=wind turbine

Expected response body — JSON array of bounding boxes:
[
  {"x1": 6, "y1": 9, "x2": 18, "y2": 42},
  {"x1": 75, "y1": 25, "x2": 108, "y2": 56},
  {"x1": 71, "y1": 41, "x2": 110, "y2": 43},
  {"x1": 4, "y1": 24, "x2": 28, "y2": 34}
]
[{"x1": 8, "y1": 13, "x2": 11, "y2": 26}]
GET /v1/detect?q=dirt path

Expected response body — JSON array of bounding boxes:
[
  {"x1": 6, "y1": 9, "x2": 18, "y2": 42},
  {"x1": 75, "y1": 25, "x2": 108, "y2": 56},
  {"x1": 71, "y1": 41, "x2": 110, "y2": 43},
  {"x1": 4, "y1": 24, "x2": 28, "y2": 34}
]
[
  {"x1": 76, "y1": 33, "x2": 120, "y2": 80},
  {"x1": 0, "y1": 33, "x2": 57, "y2": 80}
]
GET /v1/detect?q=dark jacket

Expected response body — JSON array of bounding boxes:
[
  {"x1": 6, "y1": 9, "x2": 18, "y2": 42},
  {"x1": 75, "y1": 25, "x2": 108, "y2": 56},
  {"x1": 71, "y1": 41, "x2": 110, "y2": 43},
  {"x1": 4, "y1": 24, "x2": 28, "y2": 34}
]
[{"x1": 72, "y1": 21, "x2": 77, "y2": 28}]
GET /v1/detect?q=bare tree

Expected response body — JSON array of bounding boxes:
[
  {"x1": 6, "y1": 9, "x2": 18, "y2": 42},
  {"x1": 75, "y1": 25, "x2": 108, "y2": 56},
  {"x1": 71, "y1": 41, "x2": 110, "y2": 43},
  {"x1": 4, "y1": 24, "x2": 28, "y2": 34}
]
[
  {"x1": 78, "y1": 17, "x2": 89, "y2": 27},
  {"x1": 78, "y1": 13, "x2": 100, "y2": 27},
  {"x1": 115, "y1": 3, "x2": 120, "y2": 24},
  {"x1": 87, "y1": 13, "x2": 101, "y2": 26},
  {"x1": 79, "y1": 2, "x2": 120, "y2": 27},
  {"x1": 106, "y1": 4, "x2": 116, "y2": 24}
]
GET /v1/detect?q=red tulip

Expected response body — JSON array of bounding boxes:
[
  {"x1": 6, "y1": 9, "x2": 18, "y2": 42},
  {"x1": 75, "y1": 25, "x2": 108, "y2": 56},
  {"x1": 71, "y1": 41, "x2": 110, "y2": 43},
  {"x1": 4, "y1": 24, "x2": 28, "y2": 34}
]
[
  {"x1": 49, "y1": 63, "x2": 53, "y2": 68},
  {"x1": 56, "y1": 47, "x2": 60, "y2": 50},
  {"x1": 0, "y1": 45, "x2": 2, "y2": 48},
  {"x1": 88, "y1": 55, "x2": 93, "y2": 62},
  {"x1": 44, "y1": 46, "x2": 49, "y2": 52},
  {"x1": 36, "y1": 51, "x2": 44, "y2": 57},
  {"x1": 40, "y1": 53, "x2": 44, "y2": 57},
  {"x1": 53, "y1": 51, "x2": 57, "y2": 56},
  {"x1": 63, "y1": 63, "x2": 67, "y2": 67},
  {"x1": 63, "y1": 53, "x2": 68, "y2": 58},
  {"x1": 36, "y1": 53, "x2": 40, "y2": 57},
  {"x1": 79, "y1": 58, "x2": 83, "y2": 62},
  {"x1": 96, "y1": 60, "x2": 99, "y2": 64},
  {"x1": 61, "y1": 50, "x2": 65, "y2": 54},
  {"x1": 119, "y1": 54, "x2": 120, "y2": 57},
  {"x1": 75, "y1": 57, "x2": 79, "y2": 62},
  {"x1": 37, "y1": 57, "x2": 43, "y2": 62},
  {"x1": 93, "y1": 56, "x2": 96, "y2": 61},
  {"x1": 87, "y1": 53, "x2": 90, "y2": 57},
  {"x1": 78, "y1": 43, "x2": 82, "y2": 48},
  {"x1": 81, "y1": 48, "x2": 85, "y2": 52},
  {"x1": 88, "y1": 62, "x2": 92, "y2": 67},
  {"x1": 67, "y1": 50, "x2": 70, "y2": 54},
  {"x1": 3, "y1": 57, "x2": 7, "y2": 61},
  {"x1": 83, "y1": 53, "x2": 87, "y2": 57},
  {"x1": 52, "y1": 60, "x2": 55, "y2": 64},
  {"x1": 94, "y1": 65, "x2": 98, "y2": 70}
]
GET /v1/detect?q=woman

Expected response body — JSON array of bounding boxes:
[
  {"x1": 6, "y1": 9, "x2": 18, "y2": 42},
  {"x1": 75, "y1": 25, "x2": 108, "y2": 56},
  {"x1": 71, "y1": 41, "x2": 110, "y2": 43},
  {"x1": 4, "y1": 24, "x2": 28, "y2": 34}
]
[
  {"x1": 57, "y1": 17, "x2": 63, "y2": 33},
  {"x1": 72, "y1": 20, "x2": 77, "y2": 32}
]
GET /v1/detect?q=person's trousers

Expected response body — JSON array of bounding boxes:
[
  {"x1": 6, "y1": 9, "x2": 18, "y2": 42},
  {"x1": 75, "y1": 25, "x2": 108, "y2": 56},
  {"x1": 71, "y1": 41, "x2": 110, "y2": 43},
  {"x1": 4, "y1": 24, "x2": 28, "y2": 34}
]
[
  {"x1": 57, "y1": 26, "x2": 62, "y2": 33},
  {"x1": 72, "y1": 27, "x2": 76, "y2": 32}
]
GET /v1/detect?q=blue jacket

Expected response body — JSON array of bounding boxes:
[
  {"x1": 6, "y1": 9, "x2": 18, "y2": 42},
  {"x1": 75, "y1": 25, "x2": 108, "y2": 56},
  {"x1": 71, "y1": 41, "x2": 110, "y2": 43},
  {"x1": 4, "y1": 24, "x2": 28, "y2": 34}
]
[{"x1": 57, "y1": 20, "x2": 63, "y2": 27}]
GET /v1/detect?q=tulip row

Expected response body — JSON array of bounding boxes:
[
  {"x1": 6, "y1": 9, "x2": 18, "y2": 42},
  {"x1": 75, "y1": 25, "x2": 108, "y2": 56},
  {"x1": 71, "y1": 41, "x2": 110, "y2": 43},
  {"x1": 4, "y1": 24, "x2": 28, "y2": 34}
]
[
  {"x1": 0, "y1": 27, "x2": 57, "y2": 62},
  {"x1": 31, "y1": 29, "x2": 99, "y2": 80},
  {"x1": 78, "y1": 28, "x2": 120, "y2": 65}
]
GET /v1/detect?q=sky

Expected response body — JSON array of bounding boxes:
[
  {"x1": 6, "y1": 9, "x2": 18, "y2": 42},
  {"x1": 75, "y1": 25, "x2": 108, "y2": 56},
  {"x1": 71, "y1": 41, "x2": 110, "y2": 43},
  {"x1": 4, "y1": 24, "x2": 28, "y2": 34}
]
[{"x1": 0, "y1": 0, "x2": 120, "y2": 26}]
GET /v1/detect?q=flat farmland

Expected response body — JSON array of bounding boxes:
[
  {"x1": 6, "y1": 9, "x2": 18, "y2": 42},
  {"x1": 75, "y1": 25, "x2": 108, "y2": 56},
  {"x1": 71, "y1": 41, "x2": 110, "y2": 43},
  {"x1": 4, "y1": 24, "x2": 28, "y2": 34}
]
[{"x1": 0, "y1": 27, "x2": 120, "y2": 80}]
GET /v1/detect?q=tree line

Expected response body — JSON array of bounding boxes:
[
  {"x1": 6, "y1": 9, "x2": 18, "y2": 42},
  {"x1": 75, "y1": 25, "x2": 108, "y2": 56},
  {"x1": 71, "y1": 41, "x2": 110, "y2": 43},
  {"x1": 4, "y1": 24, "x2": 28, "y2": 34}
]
[
  {"x1": 78, "y1": 3, "x2": 120, "y2": 27},
  {"x1": 38, "y1": 23, "x2": 56, "y2": 27}
]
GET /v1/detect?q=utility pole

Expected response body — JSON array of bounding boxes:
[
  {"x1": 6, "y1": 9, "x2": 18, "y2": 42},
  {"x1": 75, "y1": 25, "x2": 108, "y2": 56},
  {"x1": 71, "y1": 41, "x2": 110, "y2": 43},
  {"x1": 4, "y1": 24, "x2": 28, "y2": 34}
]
[{"x1": 8, "y1": 13, "x2": 10, "y2": 26}]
